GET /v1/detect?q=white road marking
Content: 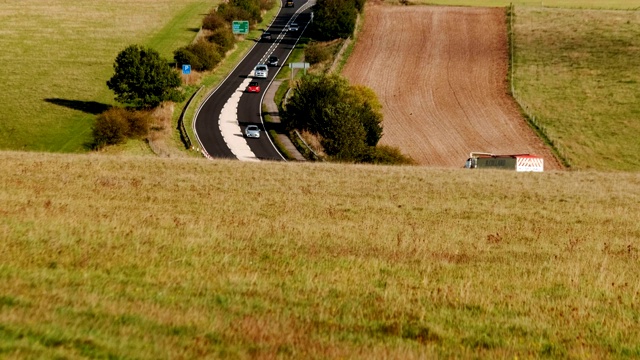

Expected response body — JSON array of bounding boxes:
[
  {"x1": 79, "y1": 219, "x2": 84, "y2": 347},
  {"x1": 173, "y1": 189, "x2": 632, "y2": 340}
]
[{"x1": 218, "y1": 78, "x2": 260, "y2": 162}]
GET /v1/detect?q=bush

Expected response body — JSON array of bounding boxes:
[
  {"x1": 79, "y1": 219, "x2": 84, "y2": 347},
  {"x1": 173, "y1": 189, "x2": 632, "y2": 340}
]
[
  {"x1": 230, "y1": 0, "x2": 262, "y2": 23},
  {"x1": 217, "y1": 3, "x2": 254, "y2": 24},
  {"x1": 304, "y1": 42, "x2": 331, "y2": 65},
  {"x1": 190, "y1": 41, "x2": 222, "y2": 71},
  {"x1": 92, "y1": 108, "x2": 153, "y2": 149},
  {"x1": 174, "y1": 41, "x2": 222, "y2": 71},
  {"x1": 92, "y1": 108, "x2": 130, "y2": 148},
  {"x1": 126, "y1": 110, "x2": 152, "y2": 138},
  {"x1": 174, "y1": 47, "x2": 203, "y2": 70},
  {"x1": 202, "y1": 12, "x2": 227, "y2": 31},
  {"x1": 362, "y1": 145, "x2": 415, "y2": 165},
  {"x1": 207, "y1": 27, "x2": 236, "y2": 53}
]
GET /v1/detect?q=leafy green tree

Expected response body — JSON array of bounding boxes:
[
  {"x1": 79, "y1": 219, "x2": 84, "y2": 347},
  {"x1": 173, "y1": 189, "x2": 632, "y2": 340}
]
[
  {"x1": 347, "y1": 85, "x2": 383, "y2": 146},
  {"x1": 311, "y1": 0, "x2": 358, "y2": 40},
  {"x1": 107, "y1": 45, "x2": 184, "y2": 108},
  {"x1": 320, "y1": 102, "x2": 368, "y2": 160},
  {"x1": 282, "y1": 73, "x2": 348, "y2": 134},
  {"x1": 282, "y1": 73, "x2": 384, "y2": 162}
]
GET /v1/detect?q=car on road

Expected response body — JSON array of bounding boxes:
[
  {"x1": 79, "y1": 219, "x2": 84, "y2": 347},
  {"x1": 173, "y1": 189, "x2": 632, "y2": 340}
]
[
  {"x1": 285, "y1": 0, "x2": 294, "y2": 7},
  {"x1": 245, "y1": 125, "x2": 261, "y2": 139},
  {"x1": 261, "y1": 31, "x2": 272, "y2": 40},
  {"x1": 254, "y1": 64, "x2": 268, "y2": 78},
  {"x1": 267, "y1": 56, "x2": 279, "y2": 67},
  {"x1": 246, "y1": 81, "x2": 260, "y2": 93},
  {"x1": 288, "y1": 23, "x2": 299, "y2": 32}
]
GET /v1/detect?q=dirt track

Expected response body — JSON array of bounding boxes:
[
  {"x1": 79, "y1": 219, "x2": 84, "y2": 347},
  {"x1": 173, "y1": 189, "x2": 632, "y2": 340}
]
[{"x1": 342, "y1": 5, "x2": 561, "y2": 169}]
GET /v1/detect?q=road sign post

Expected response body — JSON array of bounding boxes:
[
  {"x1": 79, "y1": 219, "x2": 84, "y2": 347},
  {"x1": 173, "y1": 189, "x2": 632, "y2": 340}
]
[
  {"x1": 182, "y1": 64, "x2": 191, "y2": 84},
  {"x1": 289, "y1": 62, "x2": 310, "y2": 85}
]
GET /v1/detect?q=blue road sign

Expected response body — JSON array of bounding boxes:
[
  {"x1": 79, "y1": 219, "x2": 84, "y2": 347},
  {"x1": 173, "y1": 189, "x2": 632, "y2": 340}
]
[{"x1": 182, "y1": 64, "x2": 191, "y2": 75}]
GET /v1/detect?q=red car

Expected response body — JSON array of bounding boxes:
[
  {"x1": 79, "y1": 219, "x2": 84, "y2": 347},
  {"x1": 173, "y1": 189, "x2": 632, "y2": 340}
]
[{"x1": 246, "y1": 81, "x2": 260, "y2": 93}]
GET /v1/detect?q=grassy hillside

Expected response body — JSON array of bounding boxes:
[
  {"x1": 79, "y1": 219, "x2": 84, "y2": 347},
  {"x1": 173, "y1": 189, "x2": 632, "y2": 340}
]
[
  {"x1": 403, "y1": 0, "x2": 640, "y2": 8},
  {"x1": 0, "y1": 0, "x2": 211, "y2": 153},
  {"x1": 512, "y1": 7, "x2": 640, "y2": 170},
  {"x1": 1, "y1": 151, "x2": 639, "y2": 358}
]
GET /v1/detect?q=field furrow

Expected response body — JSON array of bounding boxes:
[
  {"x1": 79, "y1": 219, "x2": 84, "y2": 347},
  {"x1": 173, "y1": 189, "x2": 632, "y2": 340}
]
[{"x1": 343, "y1": 4, "x2": 562, "y2": 169}]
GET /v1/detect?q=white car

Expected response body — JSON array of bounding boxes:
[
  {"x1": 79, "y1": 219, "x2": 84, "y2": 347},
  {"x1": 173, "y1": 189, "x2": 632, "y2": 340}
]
[
  {"x1": 254, "y1": 64, "x2": 268, "y2": 79},
  {"x1": 245, "y1": 125, "x2": 261, "y2": 138}
]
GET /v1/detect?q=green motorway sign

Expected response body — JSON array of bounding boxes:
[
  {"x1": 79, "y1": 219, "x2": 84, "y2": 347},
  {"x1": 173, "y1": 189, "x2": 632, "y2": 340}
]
[{"x1": 232, "y1": 21, "x2": 249, "y2": 35}]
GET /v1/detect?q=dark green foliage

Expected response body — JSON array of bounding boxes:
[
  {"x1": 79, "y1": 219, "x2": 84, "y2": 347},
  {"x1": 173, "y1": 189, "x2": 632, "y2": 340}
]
[
  {"x1": 217, "y1": 3, "x2": 254, "y2": 24},
  {"x1": 282, "y1": 73, "x2": 387, "y2": 162},
  {"x1": 304, "y1": 42, "x2": 331, "y2": 65},
  {"x1": 319, "y1": 102, "x2": 368, "y2": 160},
  {"x1": 174, "y1": 40, "x2": 222, "y2": 71},
  {"x1": 230, "y1": 0, "x2": 262, "y2": 23},
  {"x1": 92, "y1": 107, "x2": 152, "y2": 149},
  {"x1": 354, "y1": 0, "x2": 366, "y2": 12},
  {"x1": 190, "y1": 41, "x2": 222, "y2": 70},
  {"x1": 174, "y1": 47, "x2": 202, "y2": 70},
  {"x1": 361, "y1": 145, "x2": 415, "y2": 165},
  {"x1": 282, "y1": 73, "x2": 347, "y2": 133},
  {"x1": 207, "y1": 27, "x2": 236, "y2": 53},
  {"x1": 349, "y1": 85, "x2": 383, "y2": 146},
  {"x1": 360, "y1": 102, "x2": 383, "y2": 146},
  {"x1": 107, "y1": 45, "x2": 184, "y2": 108},
  {"x1": 202, "y1": 12, "x2": 227, "y2": 31},
  {"x1": 311, "y1": 0, "x2": 358, "y2": 40}
]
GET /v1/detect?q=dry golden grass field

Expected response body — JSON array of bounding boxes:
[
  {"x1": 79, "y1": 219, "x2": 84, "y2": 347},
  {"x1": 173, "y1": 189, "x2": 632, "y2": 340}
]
[{"x1": 1, "y1": 151, "x2": 639, "y2": 358}]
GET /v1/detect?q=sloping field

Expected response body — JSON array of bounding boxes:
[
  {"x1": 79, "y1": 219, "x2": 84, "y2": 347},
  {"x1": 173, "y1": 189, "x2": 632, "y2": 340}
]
[
  {"x1": 0, "y1": 0, "x2": 210, "y2": 153},
  {"x1": 342, "y1": 5, "x2": 561, "y2": 169},
  {"x1": 1, "y1": 151, "x2": 640, "y2": 357}
]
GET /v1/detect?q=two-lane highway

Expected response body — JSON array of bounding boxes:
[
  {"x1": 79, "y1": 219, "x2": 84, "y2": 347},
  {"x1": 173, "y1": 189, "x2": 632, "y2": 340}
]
[{"x1": 194, "y1": 0, "x2": 313, "y2": 161}]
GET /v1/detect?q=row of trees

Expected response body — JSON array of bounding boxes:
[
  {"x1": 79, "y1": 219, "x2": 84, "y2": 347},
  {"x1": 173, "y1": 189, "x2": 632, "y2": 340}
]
[
  {"x1": 97, "y1": 0, "x2": 277, "y2": 148},
  {"x1": 174, "y1": 0, "x2": 275, "y2": 72}
]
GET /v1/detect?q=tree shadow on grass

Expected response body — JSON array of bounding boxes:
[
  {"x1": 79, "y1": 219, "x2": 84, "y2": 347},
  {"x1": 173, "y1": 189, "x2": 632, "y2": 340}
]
[{"x1": 44, "y1": 98, "x2": 111, "y2": 115}]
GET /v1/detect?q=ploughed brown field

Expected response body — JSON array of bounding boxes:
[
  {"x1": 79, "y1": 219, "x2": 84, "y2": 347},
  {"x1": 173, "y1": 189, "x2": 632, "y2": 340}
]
[{"x1": 342, "y1": 4, "x2": 562, "y2": 169}]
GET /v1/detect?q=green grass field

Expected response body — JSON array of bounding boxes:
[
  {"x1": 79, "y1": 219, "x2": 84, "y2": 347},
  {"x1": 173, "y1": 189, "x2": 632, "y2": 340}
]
[
  {"x1": 1, "y1": 151, "x2": 639, "y2": 358},
  {"x1": 511, "y1": 6, "x2": 640, "y2": 170},
  {"x1": 404, "y1": 0, "x2": 640, "y2": 8},
  {"x1": 0, "y1": 0, "x2": 212, "y2": 153}
]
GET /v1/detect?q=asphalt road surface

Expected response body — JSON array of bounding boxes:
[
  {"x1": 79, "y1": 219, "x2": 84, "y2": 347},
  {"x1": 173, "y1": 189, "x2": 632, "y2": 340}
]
[{"x1": 193, "y1": 0, "x2": 312, "y2": 161}]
